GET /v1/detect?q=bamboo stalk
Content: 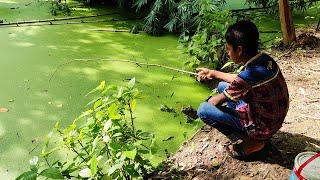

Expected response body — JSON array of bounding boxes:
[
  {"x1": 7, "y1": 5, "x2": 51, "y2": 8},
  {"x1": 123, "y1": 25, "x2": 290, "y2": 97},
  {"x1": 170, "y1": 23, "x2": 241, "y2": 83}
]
[
  {"x1": 0, "y1": 13, "x2": 117, "y2": 26},
  {"x1": 49, "y1": 58, "x2": 197, "y2": 82}
]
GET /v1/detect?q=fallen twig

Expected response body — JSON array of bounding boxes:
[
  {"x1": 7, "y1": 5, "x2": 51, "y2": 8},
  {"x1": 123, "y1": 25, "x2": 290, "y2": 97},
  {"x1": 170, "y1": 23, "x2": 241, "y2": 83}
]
[
  {"x1": 262, "y1": 169, "x2": 270, "y2": 179},
  {"x1": 199, "y1": 142, "x2": 209, "y2": 153},
  {"x1": 49, "y1": 58, "x2": 197, "y2": 82}
]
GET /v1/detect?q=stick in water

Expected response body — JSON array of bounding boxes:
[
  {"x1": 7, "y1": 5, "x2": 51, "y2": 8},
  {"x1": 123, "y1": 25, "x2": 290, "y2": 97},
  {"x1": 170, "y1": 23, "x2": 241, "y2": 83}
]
[{"x1": 49, "y1": 58, "x2": 197, "y2": 82}]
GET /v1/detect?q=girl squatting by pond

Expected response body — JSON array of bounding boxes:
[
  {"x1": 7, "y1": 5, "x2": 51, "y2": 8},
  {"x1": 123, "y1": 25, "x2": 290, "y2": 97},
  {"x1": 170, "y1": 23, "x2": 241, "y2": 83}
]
[{"x1": 196, "y1": 20, "x2": 289, "y2": 159}]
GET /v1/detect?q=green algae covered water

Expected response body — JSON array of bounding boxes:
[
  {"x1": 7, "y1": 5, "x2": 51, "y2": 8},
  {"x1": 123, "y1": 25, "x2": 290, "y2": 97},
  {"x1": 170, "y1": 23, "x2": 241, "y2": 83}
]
[{"x1": 0, "y1": 0, "x2": 211, "y2": 178}]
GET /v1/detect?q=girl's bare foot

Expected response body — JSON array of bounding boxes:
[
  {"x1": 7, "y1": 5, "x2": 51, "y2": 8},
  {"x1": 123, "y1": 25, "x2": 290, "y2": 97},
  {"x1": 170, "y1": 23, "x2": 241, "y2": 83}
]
[
  {"x1": 226, "y1": 139, "x2": 265, "y2": 158},
  {"x1": 242, "y1": 140, "x2": 265, "y2": 155}
]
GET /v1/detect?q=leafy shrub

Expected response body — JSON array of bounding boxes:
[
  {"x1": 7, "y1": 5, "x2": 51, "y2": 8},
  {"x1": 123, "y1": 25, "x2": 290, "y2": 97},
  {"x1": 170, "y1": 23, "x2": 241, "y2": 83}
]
[
  {"x1": 136, "y1": 0, "x2": 227, "y2": 36},
  {"x1": 260, "y1": 36, "x2": 282, "y2": 50},
  {"x1": 181, "y1": 10, "x2": 235, "y2": 69},
  {"x1": 16, "y1": 79, "x2": 156, "y2": 180},
  {"x1": 50, "y1": 1, "x2": 71, "y2": 16}
]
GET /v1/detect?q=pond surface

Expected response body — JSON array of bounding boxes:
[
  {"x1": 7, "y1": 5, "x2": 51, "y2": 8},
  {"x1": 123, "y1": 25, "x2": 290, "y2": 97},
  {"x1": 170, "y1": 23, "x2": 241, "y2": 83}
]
[{"x1": 0, "y1": 1, "x2": 210, "y2": 178}]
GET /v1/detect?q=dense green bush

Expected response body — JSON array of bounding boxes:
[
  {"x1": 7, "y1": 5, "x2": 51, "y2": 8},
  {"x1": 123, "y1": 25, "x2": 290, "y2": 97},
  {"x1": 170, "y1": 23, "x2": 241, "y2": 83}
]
[
  {"x1": 181, "y1": 9, "x2": 235, "y2": 69},
  {"x1": 137, "y1": 0, "x2": 226, "y2": 36},
  {"x1": 16, "y1": 79, "x2": 156, "y2": 180}
]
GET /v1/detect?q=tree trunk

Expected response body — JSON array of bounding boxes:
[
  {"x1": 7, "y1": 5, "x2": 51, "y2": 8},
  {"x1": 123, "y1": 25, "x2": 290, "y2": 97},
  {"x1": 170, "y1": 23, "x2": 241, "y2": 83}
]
[{"x1": 279, "y1": 0, "x2": 296, "y2": 45}]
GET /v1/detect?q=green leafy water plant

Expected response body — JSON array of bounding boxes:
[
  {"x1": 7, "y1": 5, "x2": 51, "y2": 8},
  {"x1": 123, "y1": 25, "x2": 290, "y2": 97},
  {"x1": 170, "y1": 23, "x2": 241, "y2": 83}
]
[{"x1": 16, "y1": 78, "x2": 156, "y2": 180}]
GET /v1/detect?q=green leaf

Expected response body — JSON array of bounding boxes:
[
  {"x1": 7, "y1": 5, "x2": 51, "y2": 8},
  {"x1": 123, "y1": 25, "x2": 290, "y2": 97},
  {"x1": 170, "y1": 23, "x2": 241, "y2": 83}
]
[
  {"x1": 103, "y1": 135, "x2": 111, "y2": 143},
  {"x1": 236, "y1": 65, "x2": 244, "y2": 73},
  {"x1": 39, "y1": 168, "x2": 63, "y2": 179},
  {"x1": 109, "y1": 142, "x2": 121, "y2": 151},
  {"x1": 95, "y1": 110, "x2": 104, "y2": 121},
  {"x1": 107, "y1": 163, "x2": 123, "y2": 175},
  {"x1": 15, "y1": 171, "x2": 37, "y2": 180},
  {"x1": 123, "y1": 149, "x2": 137, "y2": 160},
  {"x1": 107, "y1": 103, "x2": 121, "y2": 120},
  {"x1": 86, "y1": 81, "x2": 106, "y2": 96},
  {"x1": 127, "y1": 77, "x2": 135, "y2": 89},
  {"x1": 112, "y1": 132, "x2": 123, "y2": 138},
  {"x1": 98, "y1": 81, "x2": 106, "y2": 91},
  {"x1": 129, "y1": 99, "x2": 136, "y2": 111},
  {"x1": 221, "y1": 61, "x2": 234, "y2": 70},
  {"x1": 124, "y1": 164, "x2": 139, "y2": 177},
  {"x1": 133, "y1": 140, "x2": 143, "y2": 147},
  {"x1": 63, "y1": 123, "x2": 76, "y2": 135},
  {"x1": 103, "y1": 120, "x2": 112, "y2": 132},
  {"x1": 54, "y1": 121, "x2": 60, "y2": 130},
  {"x1": 137, "y1": 132, "x2": 154, "y2": 140},
  {"x1": 91, "y1": 136, "x2": 99, "y2": 153},
  {"x1": 93, "y1": 99, "x2": 102, "y2": 110},
  {"x1": 61, "y1": 162, "x2": 78, "y2": 175},
  {"x1": 116, "y1": 87, "x2": 124, "y2": 98},
  {"x1": 79, "y1": 168, "x2": 92, "y2": 178},
  {"x1": 30, "y1": 165, "x2": 37, "y2": 173},
  {"x1": 101, "y1": 85, "x2": 117, "y2": 95},
  {"x1": 90, "y1": 154, "x2": 98, "y2": 176}
]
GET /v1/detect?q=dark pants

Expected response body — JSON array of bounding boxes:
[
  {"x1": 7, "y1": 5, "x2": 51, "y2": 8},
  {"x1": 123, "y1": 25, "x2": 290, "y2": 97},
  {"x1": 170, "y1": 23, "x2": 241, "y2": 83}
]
[{"x1": 197, "y1": 82, "x2": 247, "y2": 142}]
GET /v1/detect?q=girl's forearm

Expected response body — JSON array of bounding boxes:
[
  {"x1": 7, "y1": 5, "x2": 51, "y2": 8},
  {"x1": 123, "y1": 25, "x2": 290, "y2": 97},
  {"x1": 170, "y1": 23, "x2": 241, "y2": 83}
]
[{"x1": 209, "y1": 70, "x2": 237, "y2": 83}]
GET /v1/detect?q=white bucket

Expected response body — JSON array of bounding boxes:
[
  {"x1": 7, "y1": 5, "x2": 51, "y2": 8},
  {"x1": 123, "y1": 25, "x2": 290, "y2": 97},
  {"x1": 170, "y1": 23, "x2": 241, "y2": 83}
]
[{"x1": 290, "y1": 151, "x2": 320, "y2": 180}]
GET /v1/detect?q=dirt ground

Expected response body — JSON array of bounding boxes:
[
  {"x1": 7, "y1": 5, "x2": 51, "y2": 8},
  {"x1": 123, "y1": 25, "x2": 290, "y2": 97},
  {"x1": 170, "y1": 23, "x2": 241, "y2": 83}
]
[{"x1": 153, "y1": 27, "x2": 320, "y2": 179}]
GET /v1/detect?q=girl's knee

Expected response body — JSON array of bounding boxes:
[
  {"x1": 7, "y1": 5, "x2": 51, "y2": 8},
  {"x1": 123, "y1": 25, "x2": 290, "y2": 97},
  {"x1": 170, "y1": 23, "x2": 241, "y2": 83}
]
[
  {"x1": 197, "y1": 102, "x2": 211, "y2": 119},
  {"x1": 217, "y1": 81, "x2": 229, "y2": 93}
]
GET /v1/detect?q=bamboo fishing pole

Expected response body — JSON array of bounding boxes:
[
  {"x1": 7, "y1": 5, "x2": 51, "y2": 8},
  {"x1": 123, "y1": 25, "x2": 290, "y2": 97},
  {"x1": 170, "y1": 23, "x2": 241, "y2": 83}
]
[{"x1": 49, "y1": 58, "x2": 197, "y2": 82}]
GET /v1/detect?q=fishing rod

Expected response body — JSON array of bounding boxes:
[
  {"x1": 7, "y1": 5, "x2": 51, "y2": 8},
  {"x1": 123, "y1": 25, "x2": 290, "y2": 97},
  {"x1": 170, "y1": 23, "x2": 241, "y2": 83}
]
[{"x1": 49, "y1": 58, "x2": 197, "y2": 82}]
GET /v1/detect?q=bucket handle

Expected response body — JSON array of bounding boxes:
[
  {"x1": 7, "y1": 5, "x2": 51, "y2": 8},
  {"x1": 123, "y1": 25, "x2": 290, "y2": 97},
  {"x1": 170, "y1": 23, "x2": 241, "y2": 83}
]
[{"x1": 294, "y1": 152, "x2": 320, "y2": 180}]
